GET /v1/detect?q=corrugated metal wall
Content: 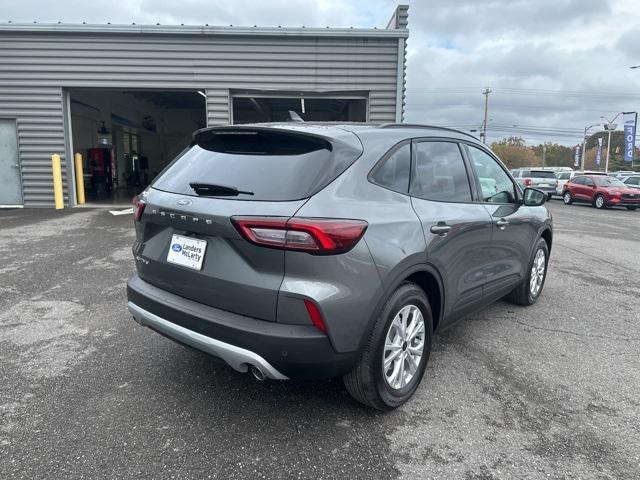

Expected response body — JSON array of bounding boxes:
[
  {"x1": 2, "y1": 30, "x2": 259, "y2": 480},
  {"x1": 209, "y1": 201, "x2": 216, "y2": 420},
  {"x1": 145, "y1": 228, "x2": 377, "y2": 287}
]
[{"x1": 0, "y1": 23, "x2": 407, "y2": 207}]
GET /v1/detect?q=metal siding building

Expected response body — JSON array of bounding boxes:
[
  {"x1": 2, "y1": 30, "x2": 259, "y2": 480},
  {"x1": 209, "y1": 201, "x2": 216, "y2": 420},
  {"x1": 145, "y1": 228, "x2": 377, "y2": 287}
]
[{"x1": 0, "y1": 6, "x2": 408, "y2": 207}]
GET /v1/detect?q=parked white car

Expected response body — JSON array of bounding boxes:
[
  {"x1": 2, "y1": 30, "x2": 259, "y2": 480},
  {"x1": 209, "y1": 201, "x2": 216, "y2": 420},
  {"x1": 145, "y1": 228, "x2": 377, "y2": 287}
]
[
  {"x1": 621, "y1": 175, "x2": 640, "y2": 190},
  {"x1": 555, "y1": 171, "x2": 572, "y2": 195}
]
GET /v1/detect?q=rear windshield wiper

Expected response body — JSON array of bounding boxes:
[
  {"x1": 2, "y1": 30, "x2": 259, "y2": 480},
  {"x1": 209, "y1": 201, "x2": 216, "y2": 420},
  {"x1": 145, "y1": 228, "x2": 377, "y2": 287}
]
[{"x1": 189, "y1": 182, "x2": 254, "y2": 196}]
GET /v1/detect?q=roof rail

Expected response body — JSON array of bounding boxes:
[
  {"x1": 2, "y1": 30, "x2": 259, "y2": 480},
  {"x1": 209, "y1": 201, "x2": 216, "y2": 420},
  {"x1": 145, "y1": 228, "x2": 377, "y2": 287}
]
[{"x1": 379, "y1": 123, "x2": 479, "y2": 141}]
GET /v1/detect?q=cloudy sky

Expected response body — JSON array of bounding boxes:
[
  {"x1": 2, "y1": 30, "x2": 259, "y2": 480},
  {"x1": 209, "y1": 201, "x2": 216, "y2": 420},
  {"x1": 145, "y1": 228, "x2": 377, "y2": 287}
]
[{"x1": 2, "y1": 0, "x2": 640, "y2": 145}]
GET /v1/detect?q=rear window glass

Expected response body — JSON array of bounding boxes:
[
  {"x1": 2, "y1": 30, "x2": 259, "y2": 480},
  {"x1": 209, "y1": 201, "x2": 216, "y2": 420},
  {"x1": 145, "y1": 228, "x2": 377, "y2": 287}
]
[
  {"x1": 625, "y1": 176, "x2": 640, "y2": 185},
  {"x1": 152, "y1": 129, "x2": 361, "y2": 201},
  {"x1": 528, "y1": 171, "x2": 557, "y2": 178}
]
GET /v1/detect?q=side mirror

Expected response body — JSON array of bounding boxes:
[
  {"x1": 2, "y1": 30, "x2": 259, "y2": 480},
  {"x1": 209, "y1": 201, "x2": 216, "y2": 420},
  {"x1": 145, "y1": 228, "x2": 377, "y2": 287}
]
[{"x1": 523, "y1": 187, "x2": 546, "y2": 206}]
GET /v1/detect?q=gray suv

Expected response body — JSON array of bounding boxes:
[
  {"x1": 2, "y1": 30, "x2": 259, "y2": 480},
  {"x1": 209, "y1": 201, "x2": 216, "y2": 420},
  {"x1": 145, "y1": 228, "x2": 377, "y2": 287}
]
[{"x1": 127, "y1": 124, "x2": 552, "y2": 410}]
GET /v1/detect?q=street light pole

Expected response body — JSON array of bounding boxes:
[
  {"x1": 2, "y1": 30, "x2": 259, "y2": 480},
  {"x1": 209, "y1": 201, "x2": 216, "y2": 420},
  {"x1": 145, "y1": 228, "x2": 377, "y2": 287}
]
[
  {"x1": 601, "y1": 113, "x2": 623, "y2": 173},
  {"x1": 581, "y1": 123, "x2": 601, "y2": 171}
]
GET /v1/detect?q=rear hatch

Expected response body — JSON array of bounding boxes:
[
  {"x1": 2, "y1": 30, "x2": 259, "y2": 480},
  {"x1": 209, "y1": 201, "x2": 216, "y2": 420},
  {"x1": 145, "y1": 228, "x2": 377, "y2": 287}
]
[
  {"x1": 524, "y1": 170, "x2": 557, "y2": 189},
  {"x1": 133, "y1": 125, "x2": 362, "y2": 321}
]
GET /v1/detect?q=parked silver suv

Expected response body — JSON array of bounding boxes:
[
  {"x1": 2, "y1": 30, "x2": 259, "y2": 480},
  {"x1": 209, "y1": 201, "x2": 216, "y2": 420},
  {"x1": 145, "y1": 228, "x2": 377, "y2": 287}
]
[
  {"x1": 127, "y1": 124, "x2": 553, "y2": 409},
  {"x1": 511, "y1": 168, "x2": 558, "y2": 200}
]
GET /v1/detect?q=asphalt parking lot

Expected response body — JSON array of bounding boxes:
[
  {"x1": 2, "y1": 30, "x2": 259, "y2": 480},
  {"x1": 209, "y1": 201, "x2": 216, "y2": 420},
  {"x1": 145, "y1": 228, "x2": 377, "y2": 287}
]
[{"x1": 1, "y1": 201, "x2": 639, "y2": 480}]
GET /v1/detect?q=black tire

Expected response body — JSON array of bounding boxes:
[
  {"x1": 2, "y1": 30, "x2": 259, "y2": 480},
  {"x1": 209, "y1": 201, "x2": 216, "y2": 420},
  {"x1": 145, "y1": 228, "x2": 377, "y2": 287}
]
[
  {"x1": 594, "y1": 194, "x2": 606, "y2": 209},
  {"x1": 547, "y1": 193, "x2": 553, "y2": 201},
  {"x1": 343, "y1": 282, "x2": 433, "y2": 410},
  {"x1": 563, "y1": 191, "x2": 573, "y2": 205},
  {"x1": 626, "y1": 206, "x2": 637, "y2": 211},
  {"x1": 505, "y1": 238, "x2": 549, "y2": 306}
]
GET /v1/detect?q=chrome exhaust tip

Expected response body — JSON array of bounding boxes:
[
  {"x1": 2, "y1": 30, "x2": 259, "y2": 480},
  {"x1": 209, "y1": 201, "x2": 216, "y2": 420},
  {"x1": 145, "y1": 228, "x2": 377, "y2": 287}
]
[{"x1": 250, "y1": 365, "x2": 266, "y2": 381}]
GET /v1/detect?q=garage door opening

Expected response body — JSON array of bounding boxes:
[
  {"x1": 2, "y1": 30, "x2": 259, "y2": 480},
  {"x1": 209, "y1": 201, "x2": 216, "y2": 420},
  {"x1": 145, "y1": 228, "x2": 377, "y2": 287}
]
[
  {"x1": 232, "y1": 94, "x2": 367, "y2": 124},
  {"x1": 68, "y1": 89, "x2": 206, "y2": 204}
]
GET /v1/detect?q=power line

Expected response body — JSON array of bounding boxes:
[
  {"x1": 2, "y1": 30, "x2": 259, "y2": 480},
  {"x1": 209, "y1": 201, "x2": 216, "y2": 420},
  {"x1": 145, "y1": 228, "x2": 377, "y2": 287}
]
[{"x1": 405, "y1": 86, "x2": 640, "y2": 99}]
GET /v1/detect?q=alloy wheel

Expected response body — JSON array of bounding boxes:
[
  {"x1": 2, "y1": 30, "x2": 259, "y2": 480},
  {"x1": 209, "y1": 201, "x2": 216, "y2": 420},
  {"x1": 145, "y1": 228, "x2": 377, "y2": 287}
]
[
  {"x1": 595, "y1": 195, "x2": 604, "y2": 208},
  {"x1": 529, "y1": 248, "x2": 546, "y2": 297},
  {"x1": 382, "y1": 304, "x2": 425, "y2": 390}
]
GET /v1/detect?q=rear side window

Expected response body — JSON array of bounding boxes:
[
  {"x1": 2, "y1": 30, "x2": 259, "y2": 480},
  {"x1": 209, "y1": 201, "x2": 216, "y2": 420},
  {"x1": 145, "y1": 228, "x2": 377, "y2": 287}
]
[
  {"x1": 152, "y1": 129, "x2": 361, "y2": 201},
  {"x1": 411, "y1": 141, "x2": 472, "y2": 202},
  {"x1": 370, "y1": 143, "x2": 411, "y2": 193},
  {"x1": 558, "y1": 172, "x2": 571, "y2": 180},
  {"x1": 572, "y1": 177, "x2": 584, "y2": 185}
]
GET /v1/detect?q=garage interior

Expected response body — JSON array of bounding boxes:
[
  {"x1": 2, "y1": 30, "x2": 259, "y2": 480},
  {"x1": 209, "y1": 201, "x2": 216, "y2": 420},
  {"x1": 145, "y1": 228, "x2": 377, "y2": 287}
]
[
  {"x1": 69, "y1": 89, "x2": 206, "y2": 203},
  {"x1": 232, "y1": 93, "x2": 368, "y2": 124},
  {"x1": 68, "y1": 89, "x2": 369, "y2": 204}
]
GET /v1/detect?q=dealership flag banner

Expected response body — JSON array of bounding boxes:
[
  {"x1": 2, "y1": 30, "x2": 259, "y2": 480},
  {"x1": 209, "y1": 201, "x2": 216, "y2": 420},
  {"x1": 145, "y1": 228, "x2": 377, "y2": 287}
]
[
  {"x1": 596, "y1": 137, "x2": 603, "y2": 166},
  {"x1": 574, "y1": 145, "x2": 581, "y2": 167},
  {"x1": 623, "y1": 112, "x2": 637, "y2": 163}
]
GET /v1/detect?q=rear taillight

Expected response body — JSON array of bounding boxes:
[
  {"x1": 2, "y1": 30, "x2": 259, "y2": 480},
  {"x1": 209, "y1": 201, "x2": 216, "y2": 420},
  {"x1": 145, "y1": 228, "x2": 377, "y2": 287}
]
[
  {"x1": 133, "y1": 195, "x2": 146, "y2": 221},
  {"x1": 231, "y1": 216, "x2": 368, "y2": 255},
  {"x1": 524, "y1": 178, "x2": 532, "y2": 186},
  {"x1": 304, "y1": 299, "x2": 328, "y2": 334}
]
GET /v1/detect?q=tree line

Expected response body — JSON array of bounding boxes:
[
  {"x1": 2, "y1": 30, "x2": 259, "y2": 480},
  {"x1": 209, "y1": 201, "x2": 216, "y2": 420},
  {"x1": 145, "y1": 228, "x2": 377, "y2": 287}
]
[{"x1": 490, "y1": 132, "x2": 639, "y2": 172}]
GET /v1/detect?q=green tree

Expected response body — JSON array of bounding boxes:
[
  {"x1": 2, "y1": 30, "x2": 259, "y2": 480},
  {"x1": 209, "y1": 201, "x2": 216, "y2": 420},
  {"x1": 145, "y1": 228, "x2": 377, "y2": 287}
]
[
  {"x1": 491, "y1": 137, "x2": 539, "y2": 169},
  {"x1": 531, "y1": 143, "x2": 574, "y2": 167}
]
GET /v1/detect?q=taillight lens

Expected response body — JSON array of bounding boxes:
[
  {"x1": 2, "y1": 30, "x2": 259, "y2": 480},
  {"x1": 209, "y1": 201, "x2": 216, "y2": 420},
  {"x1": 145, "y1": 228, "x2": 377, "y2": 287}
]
[
  {"x1": 231, "y1": 216, "x2": 368, "y2": 255},
  {"x1": 133, "y1": 195, "x2": 146, "y2": 221},
  {"x1": 524, "y1": 178, "x2": 532, "y2": 186}
]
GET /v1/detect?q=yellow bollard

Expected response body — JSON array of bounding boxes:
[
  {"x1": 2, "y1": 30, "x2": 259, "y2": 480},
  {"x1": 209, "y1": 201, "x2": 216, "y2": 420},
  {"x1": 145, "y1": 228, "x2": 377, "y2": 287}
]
[
  {"x1": 51, "y1": 154, "x2": 64, "y2": 209},
  {"x1": 74, "y1": 153, "x2": 85, "y2": 205}
]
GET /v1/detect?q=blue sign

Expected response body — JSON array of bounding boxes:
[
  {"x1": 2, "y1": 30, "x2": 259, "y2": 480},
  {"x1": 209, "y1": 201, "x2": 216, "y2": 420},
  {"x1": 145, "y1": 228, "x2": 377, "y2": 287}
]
[
  {"x1": 623, "y1": 112, "x2": 637, "y2": 163},
  {"x1": 596, "y1": 137, "x2": 603, "y2": 167},
  {"x1": 171, "y1": 243, "x2": 182, "y2": 252}
]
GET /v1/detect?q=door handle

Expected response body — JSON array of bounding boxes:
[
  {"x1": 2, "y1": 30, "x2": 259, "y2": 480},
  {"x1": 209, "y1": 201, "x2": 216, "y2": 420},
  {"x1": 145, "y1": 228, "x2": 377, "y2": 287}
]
[
  {"x1": 495, "y1": 218, "x2": 509, "y2": 230},
  {"x1": 430, "y1": 222, "x2": 451, "y2": 235}
]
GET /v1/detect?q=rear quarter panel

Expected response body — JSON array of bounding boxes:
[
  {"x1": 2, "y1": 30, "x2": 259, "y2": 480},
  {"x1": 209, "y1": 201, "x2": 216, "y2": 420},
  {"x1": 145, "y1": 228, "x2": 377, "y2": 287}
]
[{"x1": 284, "y1": 132, "x2": 427, "y2": 353}]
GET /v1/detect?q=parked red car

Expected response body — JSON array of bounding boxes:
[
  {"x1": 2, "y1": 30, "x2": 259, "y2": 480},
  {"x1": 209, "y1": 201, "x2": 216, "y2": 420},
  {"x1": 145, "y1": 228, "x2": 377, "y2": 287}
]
[{"x1": 562, "y1": 175, "x2": 640, "y2": 210}]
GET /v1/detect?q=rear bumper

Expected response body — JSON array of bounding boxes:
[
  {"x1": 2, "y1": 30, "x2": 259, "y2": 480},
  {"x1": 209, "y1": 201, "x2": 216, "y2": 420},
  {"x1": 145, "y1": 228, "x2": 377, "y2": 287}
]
[
  {"x1": 128, "y1": 301, "x2": 288, "y2": 380},
  {"x1": 127, "y1": 275, "x2": 359, "y2": 380}
]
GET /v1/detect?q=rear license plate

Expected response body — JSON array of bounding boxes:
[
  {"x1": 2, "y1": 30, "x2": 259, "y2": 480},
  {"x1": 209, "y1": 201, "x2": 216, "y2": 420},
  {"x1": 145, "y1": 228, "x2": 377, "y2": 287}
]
[{"x1": 166, "y1": 234, "x2": 207, "y2": 270}]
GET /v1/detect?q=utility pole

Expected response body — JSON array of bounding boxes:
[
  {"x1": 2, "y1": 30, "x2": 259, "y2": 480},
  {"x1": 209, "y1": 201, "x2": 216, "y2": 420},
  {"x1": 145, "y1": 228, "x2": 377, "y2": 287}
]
[
  {"x1": 481, "y1": 87, "x2": 491, "y2": 144},
  {"x1": 542, "y1": 143, "x2": 547, "y2": 168}
]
